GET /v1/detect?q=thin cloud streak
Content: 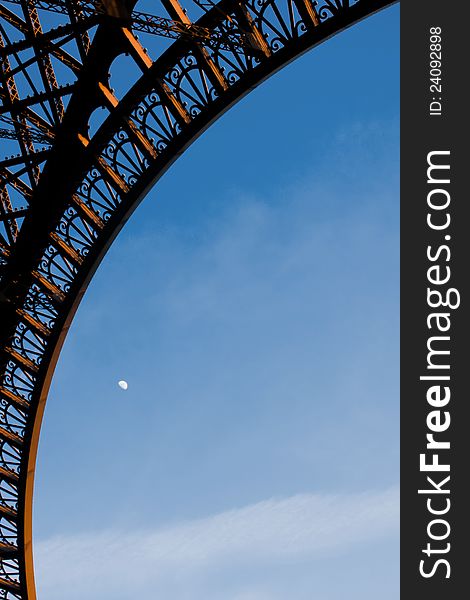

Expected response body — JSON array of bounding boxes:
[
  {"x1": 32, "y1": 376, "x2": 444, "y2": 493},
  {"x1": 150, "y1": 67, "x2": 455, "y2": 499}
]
[{"x1": 35, "y1": 487, "x2": 398, "y2": 598}]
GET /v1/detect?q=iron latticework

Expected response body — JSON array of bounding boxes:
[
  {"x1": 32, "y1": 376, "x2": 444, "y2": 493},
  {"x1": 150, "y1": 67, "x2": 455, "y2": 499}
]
[{"x1": 0, "y1": 0, "x2": 395, "y2": 597}]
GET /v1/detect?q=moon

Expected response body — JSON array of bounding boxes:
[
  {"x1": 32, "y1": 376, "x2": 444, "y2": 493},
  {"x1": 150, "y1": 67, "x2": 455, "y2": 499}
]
[{"x1": 118, "y1": 380, "x2": 128, "y2": 390}]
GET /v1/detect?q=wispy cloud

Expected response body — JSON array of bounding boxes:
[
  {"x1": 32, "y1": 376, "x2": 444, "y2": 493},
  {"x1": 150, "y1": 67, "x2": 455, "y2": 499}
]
[{"x1": 35, "y1": 487, "x2": 398, "y2": 599}]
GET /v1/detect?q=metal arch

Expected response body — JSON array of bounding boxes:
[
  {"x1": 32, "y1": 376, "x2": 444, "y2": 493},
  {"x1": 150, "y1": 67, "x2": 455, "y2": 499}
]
[{"x1": 0, "y1": 0, "x2": 396, "y2": 597}]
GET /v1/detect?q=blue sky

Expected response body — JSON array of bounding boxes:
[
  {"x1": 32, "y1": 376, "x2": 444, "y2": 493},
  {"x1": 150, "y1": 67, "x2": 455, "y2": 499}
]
[{"x1": 33, "y1": 5, "x2": 399, "y2": 599}]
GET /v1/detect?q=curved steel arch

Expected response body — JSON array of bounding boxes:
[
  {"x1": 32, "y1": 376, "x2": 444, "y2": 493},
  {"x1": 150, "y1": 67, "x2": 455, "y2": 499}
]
[{"x1": 0, "y1": 0, "x2": 395, "y2": 597}]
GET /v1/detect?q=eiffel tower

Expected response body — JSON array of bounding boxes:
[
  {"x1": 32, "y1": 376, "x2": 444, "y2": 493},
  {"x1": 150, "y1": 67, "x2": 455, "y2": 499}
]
[{"x1": 0, "y1": 1, "x2": 395, "y2": 597}]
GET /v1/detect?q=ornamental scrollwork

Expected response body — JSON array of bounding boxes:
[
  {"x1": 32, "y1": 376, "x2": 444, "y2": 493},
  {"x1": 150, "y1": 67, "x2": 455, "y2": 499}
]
[
  {"x1": 132, "y1": 93, "x2": 180, "y2": 152},
  {"x1": 164, "y1": 53, "x2": 220, "y2": 118},
  {"x1": 76, "y1": 168, "x2": 122, "y2": 221},
  {"x1": 103, "y1": 130, "x2": 150, "y2": 186}
]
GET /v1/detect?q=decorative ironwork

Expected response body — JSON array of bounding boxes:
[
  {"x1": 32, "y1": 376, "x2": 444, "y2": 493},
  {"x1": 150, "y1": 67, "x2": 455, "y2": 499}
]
[{"x1": 0, "y1": 0, "x2": 396, "y2": 597}]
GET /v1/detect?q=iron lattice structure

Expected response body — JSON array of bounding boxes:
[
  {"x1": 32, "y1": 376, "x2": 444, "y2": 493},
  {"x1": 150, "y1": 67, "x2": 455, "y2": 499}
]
[{"x1": 0, "y1": 0, "x2": 395, "y2": 597}]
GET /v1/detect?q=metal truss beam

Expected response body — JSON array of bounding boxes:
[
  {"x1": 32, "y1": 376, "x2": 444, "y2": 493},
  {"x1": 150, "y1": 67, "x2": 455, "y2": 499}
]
[{"x1": 3, "y1": 0, "x2": 254, "y2": 50}]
